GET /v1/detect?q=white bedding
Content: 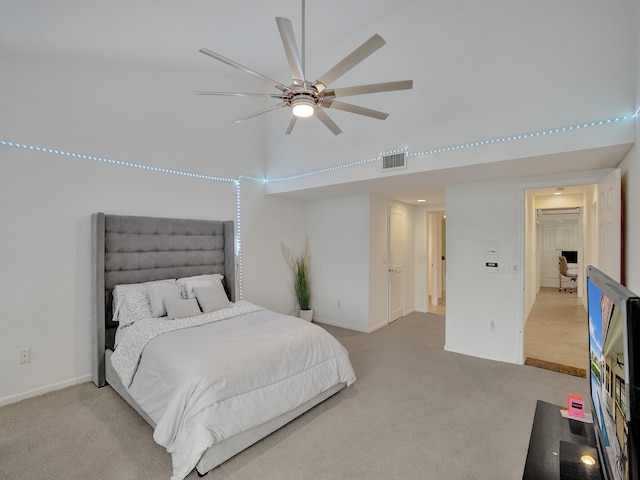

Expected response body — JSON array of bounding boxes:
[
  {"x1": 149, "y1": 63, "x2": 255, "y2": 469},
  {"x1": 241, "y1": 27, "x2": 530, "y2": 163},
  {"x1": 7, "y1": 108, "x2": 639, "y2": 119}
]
[{"x1": 113, "y1": 301, "x2": 356, "y2": 480}]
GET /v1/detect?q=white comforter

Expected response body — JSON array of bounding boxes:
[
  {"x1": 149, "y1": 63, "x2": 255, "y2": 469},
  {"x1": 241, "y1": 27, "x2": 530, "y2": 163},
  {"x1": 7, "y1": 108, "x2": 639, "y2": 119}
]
[{"x1": 113, "y1": 301, "x2": 356, "y2": 480}]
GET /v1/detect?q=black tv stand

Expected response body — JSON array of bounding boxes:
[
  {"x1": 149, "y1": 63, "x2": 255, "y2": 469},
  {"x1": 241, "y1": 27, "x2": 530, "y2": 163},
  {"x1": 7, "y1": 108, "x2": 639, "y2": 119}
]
[{"x1": 523, "y1": 400, "x2": 603, "y2": 480}]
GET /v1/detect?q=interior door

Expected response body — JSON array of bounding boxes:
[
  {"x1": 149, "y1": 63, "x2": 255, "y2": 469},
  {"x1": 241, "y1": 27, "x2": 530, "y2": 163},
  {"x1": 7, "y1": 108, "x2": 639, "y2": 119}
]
[
  {"x1": 541, "y1": 224, "x2": 577, "y2": 288},
  {"x1": 388, "y1": 205, "x2": 405, "y2": 322},
  {"x1": 597, "y1": 169, "x2": 621, "y2": 282}
]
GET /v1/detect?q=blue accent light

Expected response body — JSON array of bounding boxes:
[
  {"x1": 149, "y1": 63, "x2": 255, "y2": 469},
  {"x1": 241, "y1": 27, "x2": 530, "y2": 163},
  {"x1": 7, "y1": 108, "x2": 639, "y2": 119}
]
[
  {"x1": 2, "y1": 111, "x2": 637, "y2": 297},
  {"x1": 0, "y1": 140, "x2": 236, "y2": 183},
  {"x1": 235, "y1": 180, "x2": 243, "y2": 300},
  {"x1": 267, "y1": 114, "x2": 635, "y2": 182}
]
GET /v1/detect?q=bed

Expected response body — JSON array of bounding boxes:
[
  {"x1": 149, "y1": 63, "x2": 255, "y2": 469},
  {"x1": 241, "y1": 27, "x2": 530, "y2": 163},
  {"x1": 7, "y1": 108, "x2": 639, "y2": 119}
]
[{"x1": 91, "y1": 213, "x2": 356, "y2": 479}]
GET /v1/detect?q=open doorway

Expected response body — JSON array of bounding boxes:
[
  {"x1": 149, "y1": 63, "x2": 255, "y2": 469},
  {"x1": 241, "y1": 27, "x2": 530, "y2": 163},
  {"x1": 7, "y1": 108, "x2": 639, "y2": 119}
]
[
  {"x1": 523, "y1": 169, "x2": 621, "y2": 375},
  {"x1": 523, "y1": 186, "x2": 589, "y2": 375},
  {"x1": 427, "y1": 210, "x2": 446, "y2": 315}
]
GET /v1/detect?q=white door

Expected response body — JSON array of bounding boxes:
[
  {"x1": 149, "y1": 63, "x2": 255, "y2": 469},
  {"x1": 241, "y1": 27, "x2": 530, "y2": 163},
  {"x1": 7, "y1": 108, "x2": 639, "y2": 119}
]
[
  {"x1": 541, "y1": 224, "x2": 577, "y2": 288},
  {"x1": 597, "y1": 169, "x2": 621, "y2": 281},
  {"x1": 388, "y1": 206, "x2": 405, "y2": 322}
]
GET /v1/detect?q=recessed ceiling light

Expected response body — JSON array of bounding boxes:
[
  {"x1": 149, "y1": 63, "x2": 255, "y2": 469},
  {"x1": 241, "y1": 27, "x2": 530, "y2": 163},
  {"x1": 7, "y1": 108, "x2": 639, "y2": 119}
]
[
  {"x1": 417, "y1": 199, "x2": 426, "y2": 203},
  {"x1": 554, "y1": 187, "x2": 565, "y2": 195}
]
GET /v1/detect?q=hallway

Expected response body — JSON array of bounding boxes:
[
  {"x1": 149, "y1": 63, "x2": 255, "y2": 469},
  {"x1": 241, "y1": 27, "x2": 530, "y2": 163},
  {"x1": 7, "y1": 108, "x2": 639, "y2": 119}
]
[{"x1": 524, "y1": 287, "x2": 588, "y2": 377}]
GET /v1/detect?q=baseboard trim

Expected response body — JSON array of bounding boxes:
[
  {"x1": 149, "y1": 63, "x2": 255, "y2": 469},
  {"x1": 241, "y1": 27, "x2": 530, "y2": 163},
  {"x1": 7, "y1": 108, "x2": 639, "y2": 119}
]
[
  {"x1": 313, "y1": 317, "x2": 369, "y2": 333},
  {"x1": 0, "y1": 374, "x2": 92, "y2": 407},
  {"x1": 524, "y1": 357, "x2": 586, "y2": 378}
]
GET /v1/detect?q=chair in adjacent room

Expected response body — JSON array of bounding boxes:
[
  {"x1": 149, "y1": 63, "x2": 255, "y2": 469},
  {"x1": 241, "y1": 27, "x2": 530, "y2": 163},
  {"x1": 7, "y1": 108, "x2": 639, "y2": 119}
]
[{"x1": 558, "y1": 256, "x2": 577, "y2": 293}]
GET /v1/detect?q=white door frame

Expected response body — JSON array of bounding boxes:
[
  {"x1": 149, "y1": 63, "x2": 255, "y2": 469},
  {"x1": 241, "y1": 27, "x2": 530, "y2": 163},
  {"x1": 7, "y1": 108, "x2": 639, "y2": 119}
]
[
  {"x1": 388, "y1": 204, "x2": 405, "y2": 323},
  {"x1": 520, "y1": 168, "x2": 621, "y2": 363}
]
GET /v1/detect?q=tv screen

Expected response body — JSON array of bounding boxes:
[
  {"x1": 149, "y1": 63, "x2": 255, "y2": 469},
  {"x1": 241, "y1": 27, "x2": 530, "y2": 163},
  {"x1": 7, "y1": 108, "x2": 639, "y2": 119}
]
[{"x1": 587, "y1": 266, "x2": 640, "y2": 480}]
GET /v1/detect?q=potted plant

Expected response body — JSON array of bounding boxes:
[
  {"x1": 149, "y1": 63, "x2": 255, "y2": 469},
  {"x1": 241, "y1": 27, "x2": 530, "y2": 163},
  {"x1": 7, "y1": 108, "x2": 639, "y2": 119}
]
[{"x1": 281, "y1": 238, "x2": 312, "y2": 321}]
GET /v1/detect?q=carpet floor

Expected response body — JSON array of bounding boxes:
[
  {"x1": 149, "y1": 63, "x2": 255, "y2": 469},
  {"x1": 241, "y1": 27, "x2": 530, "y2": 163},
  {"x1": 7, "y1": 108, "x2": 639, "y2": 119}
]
[{"x1": 0, "y1": 312, "x2": 587, "y2": 480}]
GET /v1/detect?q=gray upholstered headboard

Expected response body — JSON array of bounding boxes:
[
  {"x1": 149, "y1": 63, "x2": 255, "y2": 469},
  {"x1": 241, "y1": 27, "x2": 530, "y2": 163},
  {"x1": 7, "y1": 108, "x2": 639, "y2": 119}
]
[{"x1": 91, "y1": 213, "x2": 236, "y2": 387}]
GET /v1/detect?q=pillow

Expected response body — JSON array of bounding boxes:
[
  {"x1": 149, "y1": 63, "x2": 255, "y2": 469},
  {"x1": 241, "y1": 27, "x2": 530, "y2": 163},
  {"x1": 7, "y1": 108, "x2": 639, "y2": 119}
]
[
  {"x1": 116, "y1": 290, "x2": 153, "y2": 327},
  {"x1": 112, "y1": 279, "x2": 176, "y2": 322},
  {"x1": 164, "y1": 298, "x2": 202, "y2": 320},
  {"x1": 194, "y1": 283, "x2": 232, "y2": 313},
  {"x1": 146, "y1": 283, "x2": 182, "y2": 317},
  {"x1": 177, "y1": 274, "x2": 224, "y2": 299}
]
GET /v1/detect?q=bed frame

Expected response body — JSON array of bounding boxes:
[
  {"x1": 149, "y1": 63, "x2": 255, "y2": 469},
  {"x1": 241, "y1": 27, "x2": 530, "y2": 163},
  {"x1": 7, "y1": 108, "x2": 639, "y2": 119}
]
[{"x1": 91, "y1": 212, "x2": 344, "y2": 476}]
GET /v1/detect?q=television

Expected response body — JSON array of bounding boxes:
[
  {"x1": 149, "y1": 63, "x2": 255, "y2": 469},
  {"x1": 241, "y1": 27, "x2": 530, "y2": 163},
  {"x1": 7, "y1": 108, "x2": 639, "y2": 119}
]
[{"x1": 587, "y1": 265, "x2": 640, "y2": 480}]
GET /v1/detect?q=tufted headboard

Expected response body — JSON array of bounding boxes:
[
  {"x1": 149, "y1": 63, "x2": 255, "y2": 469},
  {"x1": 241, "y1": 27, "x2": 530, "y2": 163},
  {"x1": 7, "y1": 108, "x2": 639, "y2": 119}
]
[{"x1": 91, "y1": 213, "x2": 236, "y2": 387}]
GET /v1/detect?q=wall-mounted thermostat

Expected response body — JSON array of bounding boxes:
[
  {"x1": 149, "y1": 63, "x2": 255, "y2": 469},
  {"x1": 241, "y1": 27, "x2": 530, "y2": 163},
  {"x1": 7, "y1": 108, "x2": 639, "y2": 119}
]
[{"x1": 484, "y1": 238, "x2": 498, "y2": 255}]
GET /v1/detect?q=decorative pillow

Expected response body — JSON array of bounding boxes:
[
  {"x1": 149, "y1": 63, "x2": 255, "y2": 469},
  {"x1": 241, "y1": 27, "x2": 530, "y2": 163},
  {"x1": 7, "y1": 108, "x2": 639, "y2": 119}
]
[
  {"x1": 177, "y1": 274, "x2": 224, "y2": 299},
  {"x1": 112, "y1": 279, "x2": 176, "y2": 322},
  {"x1": 194, "y1": 283, "x2": 232, "y2": 313},
  {"x1": 146, "y1": 283, "x2": 182, "y2": 317},
  {"x1": 116, "y1": 290, "x2": 153, "y2": 327},
  {"x1": 164, "y1": 298, "x2": 202, "y2": 320}
]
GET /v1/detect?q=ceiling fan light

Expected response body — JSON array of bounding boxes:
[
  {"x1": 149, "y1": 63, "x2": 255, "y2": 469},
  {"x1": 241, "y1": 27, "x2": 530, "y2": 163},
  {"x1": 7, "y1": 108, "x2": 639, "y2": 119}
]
[{"x1": 292, "y1": 98, "x2": 315, "y2": 118}]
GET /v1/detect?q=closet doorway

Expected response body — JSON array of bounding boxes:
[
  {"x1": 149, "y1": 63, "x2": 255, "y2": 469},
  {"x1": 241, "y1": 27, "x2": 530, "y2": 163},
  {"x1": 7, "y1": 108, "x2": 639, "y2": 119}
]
[{"x1": 428, "y1": 210, "x2": 446, "y2": 315}]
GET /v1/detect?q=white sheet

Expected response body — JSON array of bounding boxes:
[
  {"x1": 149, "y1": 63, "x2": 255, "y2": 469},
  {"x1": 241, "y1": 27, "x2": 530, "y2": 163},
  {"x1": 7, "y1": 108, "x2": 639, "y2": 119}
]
[{"x1": 119, "y1": 302, "x2": 356, "y2": 480}]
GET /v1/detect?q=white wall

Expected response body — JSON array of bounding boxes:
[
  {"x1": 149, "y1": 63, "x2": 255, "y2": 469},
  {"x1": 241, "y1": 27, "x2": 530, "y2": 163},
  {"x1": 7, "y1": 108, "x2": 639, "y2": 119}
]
[
  {"x1": 0, "y1": 149, "x2": 235, "y2": 403},
  {"x1": 0, "y1": 53, "x2": 308, "y2": 405},
  {"x1": 237, "y1": 180, "x2": 309, "y2": 314},
  {"x1": 304, "y1": 194, "x2": 416, "y2": 333},
  {"x1": 306, "y1": 195, "x2": 371, "y2": 332},
  {"x1": 446, "y1": 168, "x2": 630, "y2": 365},
  {"x1": 618, "y1": 0, "x2": 640, "y2": 294},
  {"x1": 445, "y1": 180, "x2": 524, "y2": 364},
  {"x1": 620, "y1": 142, "x2": 640, "y2": 293}
]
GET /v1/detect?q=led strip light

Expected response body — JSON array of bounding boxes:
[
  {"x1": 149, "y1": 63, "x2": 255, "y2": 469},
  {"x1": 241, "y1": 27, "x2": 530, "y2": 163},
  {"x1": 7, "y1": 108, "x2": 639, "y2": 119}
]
[
  {"x1": 2, "y1": 112, "x2": 637, "y2": 296},
  {"x1": 267, "y1": 114, "x2": 636, "y2": 182}
]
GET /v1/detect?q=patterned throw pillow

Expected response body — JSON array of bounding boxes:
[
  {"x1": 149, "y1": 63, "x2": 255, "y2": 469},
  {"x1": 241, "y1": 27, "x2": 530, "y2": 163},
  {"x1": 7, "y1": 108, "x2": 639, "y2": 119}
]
[{"x1": 117, "y1": 290, "x2": 153, "y2": 327}]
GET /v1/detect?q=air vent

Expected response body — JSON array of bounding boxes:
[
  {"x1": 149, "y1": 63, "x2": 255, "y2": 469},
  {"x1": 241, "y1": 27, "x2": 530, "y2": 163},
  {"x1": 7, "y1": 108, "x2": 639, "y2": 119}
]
[
  {"x1": 537, "y1": 207, "x2": 582, "y2": 216},
  {"x1": 382, "y1": 152, "x2": 406, "y2": 170}
]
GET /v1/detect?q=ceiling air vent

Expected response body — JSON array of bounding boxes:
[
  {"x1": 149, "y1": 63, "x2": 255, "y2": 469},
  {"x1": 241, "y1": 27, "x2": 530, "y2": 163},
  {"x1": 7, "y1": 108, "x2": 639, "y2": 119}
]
[{"x1": 382, "y1": 152, "x2": 406, "y2": 171}]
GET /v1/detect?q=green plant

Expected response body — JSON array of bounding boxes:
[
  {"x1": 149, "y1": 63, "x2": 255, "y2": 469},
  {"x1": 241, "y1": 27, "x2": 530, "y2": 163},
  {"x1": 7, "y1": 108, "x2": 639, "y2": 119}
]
[
  {"x1": 281, "y1": 238, "x2": 311, "y2": 310},
  {"x1": 293, "y1": 257, "x2": 311, "y2": 310}
]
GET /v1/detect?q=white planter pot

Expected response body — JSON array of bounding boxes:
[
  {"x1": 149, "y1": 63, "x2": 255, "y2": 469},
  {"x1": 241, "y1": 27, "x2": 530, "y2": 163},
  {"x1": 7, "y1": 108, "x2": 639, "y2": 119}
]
[{"x1": 298, "y1": 309, "x2": 313, "y2": 321}]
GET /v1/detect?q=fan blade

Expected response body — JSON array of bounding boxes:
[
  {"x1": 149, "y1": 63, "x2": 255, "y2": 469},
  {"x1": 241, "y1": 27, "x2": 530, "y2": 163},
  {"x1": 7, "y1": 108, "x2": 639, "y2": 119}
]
[
  {"x1": 199, "y1": 48, "x2": 290, "y2": 92},
  {"x1": 313, "y1": 34, "x2": 386, "y2": 92},
  {"x1": 327, "y1": 101, "x2": 389, "y2": 120},
  {"x1": 331, "y1": 80, "x2": 413, "y2": 98},
  {"x1": 196, "y1": 91, "x2": 284, "y2": 99},
  {"x1": 284, "y1": 115, "x2": 297, "y2": 135},
  {"x1": 276, "y1": 17, "x2": 305, "y2": 82},
  {"x1": 233, "y1": 103, "x2": 287, "y2": 124},
  {"x1": 314, "y1": 108, "x2": 343, "y2": 135}
]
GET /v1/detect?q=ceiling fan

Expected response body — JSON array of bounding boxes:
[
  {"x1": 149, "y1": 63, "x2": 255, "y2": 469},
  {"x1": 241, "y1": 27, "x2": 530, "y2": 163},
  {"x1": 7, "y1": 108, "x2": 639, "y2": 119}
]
[{"x1": 196, "y1": 1, "x2": 413, "y2": 135}]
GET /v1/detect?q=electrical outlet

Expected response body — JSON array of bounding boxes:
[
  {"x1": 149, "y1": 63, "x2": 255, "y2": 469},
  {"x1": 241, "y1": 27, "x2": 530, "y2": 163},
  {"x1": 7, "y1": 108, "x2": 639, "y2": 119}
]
[
  {"x1": 490, "y1": 320, "x2": 496, "y2": 333},
  {"x1": 19, "y1": 348, "x2": 31, "y2": 364}
]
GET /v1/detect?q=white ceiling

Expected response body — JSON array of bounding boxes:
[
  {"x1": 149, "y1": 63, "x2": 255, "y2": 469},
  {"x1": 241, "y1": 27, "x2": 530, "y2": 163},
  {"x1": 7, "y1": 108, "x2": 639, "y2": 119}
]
[
  {"x1": 1, "y1": 0, "x2": 635, "y2": 205},
  {"x1": 0, "y1": 0, "x2": 415, "y2": 74}
]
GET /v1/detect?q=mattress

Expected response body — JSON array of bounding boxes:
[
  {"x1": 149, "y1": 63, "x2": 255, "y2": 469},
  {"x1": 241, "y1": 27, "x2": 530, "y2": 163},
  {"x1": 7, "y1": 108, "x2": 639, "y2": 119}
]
[{"x1": 111, "y1": 301, "x2": 356, "y2": 480}]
